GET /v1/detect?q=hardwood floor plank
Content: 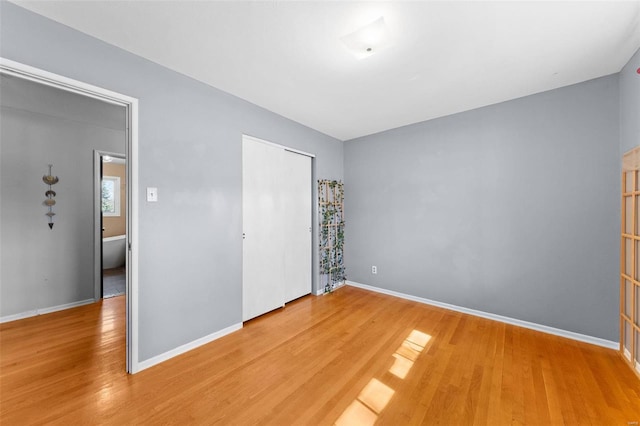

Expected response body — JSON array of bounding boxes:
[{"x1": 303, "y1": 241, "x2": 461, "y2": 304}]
[{"x1": 2, "y1": 286, "x2": 639, "y2": 425}]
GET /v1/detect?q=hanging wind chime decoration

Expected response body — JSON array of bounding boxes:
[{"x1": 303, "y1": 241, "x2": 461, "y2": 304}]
[{"x1": 42, "y1": 164, "x2": 59, "y2": 229}]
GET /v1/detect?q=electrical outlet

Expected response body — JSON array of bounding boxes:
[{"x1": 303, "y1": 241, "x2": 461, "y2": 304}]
[{"x1": 372, "y1": 265, "x2": 377, "y2": 274}]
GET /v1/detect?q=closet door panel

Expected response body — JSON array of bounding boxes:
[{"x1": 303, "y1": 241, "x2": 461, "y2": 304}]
[
  {"x1": 283, "y1": 151, "x2": 312, "y2": 302},
  {"x1": 242, "y1": 138, "x2": 285, "y2": 321}
]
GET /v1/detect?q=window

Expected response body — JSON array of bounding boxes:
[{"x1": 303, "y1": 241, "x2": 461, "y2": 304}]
[{"x1": 102, "y1": 176, "x2": 121, "y2": 216}]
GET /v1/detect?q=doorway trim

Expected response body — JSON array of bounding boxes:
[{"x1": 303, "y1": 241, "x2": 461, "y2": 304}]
[
  {"x1": 242, "y1": 134, "x2": 316, "y2": 159},
  {"x1": 0, "y1": 57, "x2": 140, "y2": 374},
  {"x1": 94, "y1": 150, "x2": 126, "y2": 301}
]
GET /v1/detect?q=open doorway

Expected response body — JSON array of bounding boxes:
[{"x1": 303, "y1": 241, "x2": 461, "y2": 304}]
[
  {"x1": 1, "y1": 57, "x2": 139, "y2": 373},
  {"x1": 96, "y1": 152, "x2": 127, "y2": 299}
]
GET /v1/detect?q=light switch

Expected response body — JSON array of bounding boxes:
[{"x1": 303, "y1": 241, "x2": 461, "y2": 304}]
[{"x1": 147, "y1": 187, "x2": 158, "y2": 202}]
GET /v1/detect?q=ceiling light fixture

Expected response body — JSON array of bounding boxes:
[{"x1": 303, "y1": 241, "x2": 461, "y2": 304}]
[
  {"x1": 340, "y1": 17, "x2": 391, "y2": 60},
  {"x1": 103, "y1": 155, "x2": 112, "y2": 163}
]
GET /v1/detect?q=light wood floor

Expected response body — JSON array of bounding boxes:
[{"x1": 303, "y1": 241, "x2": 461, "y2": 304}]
[{"x1": 1, "y1": 286, "x2": 639, "y2": 425}]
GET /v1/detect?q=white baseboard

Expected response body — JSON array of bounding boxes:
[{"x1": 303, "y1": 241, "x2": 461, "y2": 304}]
[
  {"x1": 135, "y1": 322, "x2": 243, "y2": 373},
  {"x1": 316, "y1": 281, "x2": 346, "y2": 296},
  {"x1": 0, "y1": 299, "x2": 95, "y2": 324},
  {"x1": 625, "y1": 349, "x2": 640, "y2": 372},
  {"x1": 346, "y1": 280, "x2": 618, "y2": 350}
]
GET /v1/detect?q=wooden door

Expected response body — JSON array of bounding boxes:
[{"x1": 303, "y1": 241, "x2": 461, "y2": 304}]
[{"x1": 621, "y1": 148, "x2": 640, "y2": 377}]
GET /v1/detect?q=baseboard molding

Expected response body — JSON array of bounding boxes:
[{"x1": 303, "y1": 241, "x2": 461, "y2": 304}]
[
  {"x1": 135, "y1": 322, "x2": 243, "y2": 373},
  {"x1": 346, "y1": 281, "x2": 618, "y2": 350},
  {"x1": 625, "y1": 348, "x2": 640, "y2": 373},
  {"x1": 315, "y1": 281, "x2": 346, "y2": 296},
  {"x1": 0, "y1": 299, "x2": 95, "y2": 324}
]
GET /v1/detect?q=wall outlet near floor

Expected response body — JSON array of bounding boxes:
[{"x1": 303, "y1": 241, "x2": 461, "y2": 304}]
[{"x1": 371, "y1": 265, "x2": 377, "y2": 274}]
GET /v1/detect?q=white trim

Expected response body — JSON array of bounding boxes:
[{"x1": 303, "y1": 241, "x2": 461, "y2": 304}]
[
  {"x1": 636, "y1": 360, "x2": 640, "y2": 373},
  {"x1": 1, "y1": 58, "x2": 140, "y2": 374},
  {"x1": 316, "y1": 280, "x2": 346, "y2": 296},
  {"x1": 104, "y1": 156, "x2": 126, "y2": 165},
  {"x1": 0, "y1": 58, "x2": 136, "y2": 106},
  {"x1": 128, "y1": 97, "x2": 140, "y2": 374},
  {"x1": 0, "y1": 299, "x2": 94, "y2": 324},
  {"x1": 136, "y1": 323, "x2": 243, "y2": 372},
  {"x1": 242, "y1": 134, "x2": 316, "y2": 158},
  {"x1": 624, "y1": 347, "x2": 632, "y2": 361},
  {"x1": 346, "y1": 280, "x2": 619, "y2": 350}
]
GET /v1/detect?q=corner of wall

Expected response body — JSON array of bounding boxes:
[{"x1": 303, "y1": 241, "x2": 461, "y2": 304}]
[{"x1": 620, "y1": 48, "x2": 640, "y2": 156}]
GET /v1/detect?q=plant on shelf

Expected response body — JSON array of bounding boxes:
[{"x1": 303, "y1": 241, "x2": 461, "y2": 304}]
[{"x1": 318, "y1": 179, "x2": 345, "y2": 293}]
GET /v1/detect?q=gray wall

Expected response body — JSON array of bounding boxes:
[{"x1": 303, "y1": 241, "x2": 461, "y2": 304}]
[
  {"x1": 620, "y1": 48, "x2": 640, "y2": 155},
  {"x1": 344, "y1": 75, "x2": 620, "y2": 341},
  {"x1": 0, "y1": 2, "x2": 343, "y2": 361},
  {"x1": 1, "y1": 74, "x2": 125, "y2": 316}
]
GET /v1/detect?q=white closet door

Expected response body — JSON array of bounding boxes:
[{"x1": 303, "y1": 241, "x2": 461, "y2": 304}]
[
  {"x1": 242, "y1": 138, "x2": 285, "y2": 321},
  {"x1": 282, "y1": 150, "x2": 312, "y2": 302}
]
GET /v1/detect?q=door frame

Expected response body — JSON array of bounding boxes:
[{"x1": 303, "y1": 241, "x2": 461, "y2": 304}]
[
  {"x1": 94, "y1": 151, "x2": 126, "y2": 300},
  {"x1": 0, "y1": 57, "x2": 140, "y2": 374}
]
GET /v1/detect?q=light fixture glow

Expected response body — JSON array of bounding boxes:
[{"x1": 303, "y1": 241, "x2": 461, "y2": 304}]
[
  {"x1": 340, "y1": 17, "x2": 391, "y2": 60},
  {"x1": 103, "y1": 155, "x2": 112, "y2": 163}
]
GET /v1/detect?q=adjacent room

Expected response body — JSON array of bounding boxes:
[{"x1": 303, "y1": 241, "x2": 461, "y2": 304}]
[{"x1": 1, "y1": 0, "x2": 639, "y2": 424}]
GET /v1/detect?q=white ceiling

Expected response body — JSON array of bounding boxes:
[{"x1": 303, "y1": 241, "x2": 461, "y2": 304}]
[{"x1": 12, "y1": 1, "x2": 640, "y2": 141}]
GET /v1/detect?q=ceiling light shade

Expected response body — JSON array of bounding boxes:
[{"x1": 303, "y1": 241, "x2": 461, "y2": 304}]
[{"x1": 340, "y1": 17, "x2": 391, "y2": 60}]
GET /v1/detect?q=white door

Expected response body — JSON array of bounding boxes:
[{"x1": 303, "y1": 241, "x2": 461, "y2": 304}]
[
  {"x1": 242, "y1": 138, "x2": 285, "y2": 321},
  {"x1": 242, "y1": 136, "x2": 313, "y2": 321},
  {"x1": 282, "y1": 150, "x2": 312, "y2": 302}
]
